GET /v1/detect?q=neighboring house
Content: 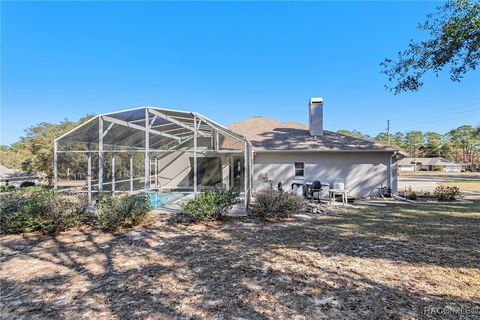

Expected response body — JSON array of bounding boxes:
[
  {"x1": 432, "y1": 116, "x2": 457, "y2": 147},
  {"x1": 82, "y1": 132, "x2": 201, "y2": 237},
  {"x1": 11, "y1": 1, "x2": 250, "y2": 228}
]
[
  {"x1": 398, "y1": 157, "x2": 464, "y2": 172},
  {"x1": 0, "y1": 165, "x2": 41, "y2": 187},
  {"x1": 225, "y1": 98, "x2": 403, "y2": 197}
]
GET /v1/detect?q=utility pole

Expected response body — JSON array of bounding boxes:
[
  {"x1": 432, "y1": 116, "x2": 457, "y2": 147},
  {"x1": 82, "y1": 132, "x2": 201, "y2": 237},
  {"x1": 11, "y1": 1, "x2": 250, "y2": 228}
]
[{"x1": 386, "y1": 120, "x2": 391, "y2": 146}]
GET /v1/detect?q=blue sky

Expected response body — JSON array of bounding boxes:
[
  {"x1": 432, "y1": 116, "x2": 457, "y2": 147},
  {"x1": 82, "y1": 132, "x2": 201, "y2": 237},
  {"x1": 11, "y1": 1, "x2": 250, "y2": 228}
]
[{"x1": 1, "y1": 1, "x2": 479, "y2": 145}]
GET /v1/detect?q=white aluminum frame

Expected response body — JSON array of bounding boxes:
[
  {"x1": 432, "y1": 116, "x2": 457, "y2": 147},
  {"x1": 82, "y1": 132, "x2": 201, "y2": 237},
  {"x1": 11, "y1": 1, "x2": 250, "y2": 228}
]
[{"x1": 54, "y1": 106, "x2": 253, "y2": 211}]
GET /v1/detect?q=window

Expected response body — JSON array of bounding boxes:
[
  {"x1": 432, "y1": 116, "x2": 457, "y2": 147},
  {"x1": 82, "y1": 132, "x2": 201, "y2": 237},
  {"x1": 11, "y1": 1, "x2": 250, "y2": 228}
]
[
  {"x1": 189, "y1": 157, "x2": 222, "y2": 186},
  {"x1": 294, "y1": 162, "x2": 304, "y2": 177}
]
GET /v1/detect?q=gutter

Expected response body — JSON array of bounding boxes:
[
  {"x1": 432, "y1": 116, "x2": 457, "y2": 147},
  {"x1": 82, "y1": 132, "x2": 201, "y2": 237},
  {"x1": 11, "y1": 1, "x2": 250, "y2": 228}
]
[
  {"x1": 253, "y1": 149, "x2": 401, "y2": 153},
  {"x1": 389, "y1": 150, "x2": 399, "y2": 195}
]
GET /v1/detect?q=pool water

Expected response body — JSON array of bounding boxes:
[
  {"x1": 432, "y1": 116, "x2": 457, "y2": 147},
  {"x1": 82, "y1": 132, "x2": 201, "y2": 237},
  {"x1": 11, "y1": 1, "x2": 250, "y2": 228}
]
[{"x1": 149, "y1": 192, "x2": 185, "y2": 208}]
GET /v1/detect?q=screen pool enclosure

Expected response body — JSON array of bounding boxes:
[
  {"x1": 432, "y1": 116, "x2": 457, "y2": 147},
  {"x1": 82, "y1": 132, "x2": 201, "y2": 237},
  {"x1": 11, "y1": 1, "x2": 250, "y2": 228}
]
[{"x1": 54, "y1": 106, "x2": 253, "y2": 209}]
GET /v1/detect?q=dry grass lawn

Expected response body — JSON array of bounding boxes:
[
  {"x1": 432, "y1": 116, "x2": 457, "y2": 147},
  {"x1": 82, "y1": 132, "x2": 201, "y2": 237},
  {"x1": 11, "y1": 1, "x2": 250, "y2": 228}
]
[
  {"x1": 439, "y1": 180, "x2": 480, "y2": 192},
  {"x1": 1, "y1": 204, "x2": 479, "y2": 319}
]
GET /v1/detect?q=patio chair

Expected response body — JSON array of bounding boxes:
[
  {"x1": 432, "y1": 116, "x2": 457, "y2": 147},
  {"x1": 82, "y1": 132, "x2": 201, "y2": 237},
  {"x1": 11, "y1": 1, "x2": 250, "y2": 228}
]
[
  {"x1": 311, "y1": 180, "x2": 322, "y2": 203},
  {"x1": 291, "y1": 183, "x2": 304, "y2": 197}
]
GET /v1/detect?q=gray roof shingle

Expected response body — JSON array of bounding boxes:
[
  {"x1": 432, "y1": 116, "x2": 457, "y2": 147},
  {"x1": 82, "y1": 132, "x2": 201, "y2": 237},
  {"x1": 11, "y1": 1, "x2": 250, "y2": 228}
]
[{"x1": 225, "y1": 117, "x2": 398, "y2": 152}]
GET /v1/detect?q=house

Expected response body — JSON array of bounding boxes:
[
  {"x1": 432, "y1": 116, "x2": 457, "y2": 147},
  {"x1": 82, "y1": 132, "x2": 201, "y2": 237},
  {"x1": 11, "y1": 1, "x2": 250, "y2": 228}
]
[
  {"x1": 0, "y1": 165, "x2": 41, "y2": 187},
  {"x1": 225, "y1": 98, "x2": 403, "y2": 197},
  {"x1": 54, "y1": 98, "x2": 404, "y2": 205},
  {"x1": 398, "y1": 157, "x2": 464, "y2": 172}
]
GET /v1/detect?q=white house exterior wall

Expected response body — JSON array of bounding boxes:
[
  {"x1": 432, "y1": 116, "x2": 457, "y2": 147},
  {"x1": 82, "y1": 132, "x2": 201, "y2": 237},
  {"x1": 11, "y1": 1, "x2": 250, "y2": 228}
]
[
  {"x1": 398, "y1": 165, "x2": 415, "y2": 172},
  {"x1": 253, "y1": 151, "x2": 396, "y2": 197},
  {"x1": 443, "y1": 165, "x2": 462, "y2": 172}
]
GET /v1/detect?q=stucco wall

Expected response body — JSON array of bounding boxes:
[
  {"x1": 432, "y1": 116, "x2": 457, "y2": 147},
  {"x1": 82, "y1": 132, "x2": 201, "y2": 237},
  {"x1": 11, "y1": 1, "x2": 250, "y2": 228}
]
[
  {"x1": 156, "y1": 137, "x2": 211, "y2": 189},
  {"x1": 158, "y1": 150, "x2": 193, "y2": 189},
  {"x1": 253, "y1": 151, "x2": 396, "y2": 197},
  {"x1": 157, "y1": 150, "x2": 231, "y2": 189}
]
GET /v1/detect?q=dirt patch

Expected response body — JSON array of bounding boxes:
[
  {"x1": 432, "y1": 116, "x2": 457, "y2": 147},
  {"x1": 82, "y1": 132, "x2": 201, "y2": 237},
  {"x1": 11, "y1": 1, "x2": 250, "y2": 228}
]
[{"x1": 1, "y1": 204, "x2": 479, "y2": 319}]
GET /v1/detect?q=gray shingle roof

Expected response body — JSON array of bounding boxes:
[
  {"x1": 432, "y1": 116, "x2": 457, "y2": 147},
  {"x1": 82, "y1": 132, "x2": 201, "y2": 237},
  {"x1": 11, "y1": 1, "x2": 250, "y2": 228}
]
[{"x1": 225, "y1": 117, "x2": 398, "y2": 152}]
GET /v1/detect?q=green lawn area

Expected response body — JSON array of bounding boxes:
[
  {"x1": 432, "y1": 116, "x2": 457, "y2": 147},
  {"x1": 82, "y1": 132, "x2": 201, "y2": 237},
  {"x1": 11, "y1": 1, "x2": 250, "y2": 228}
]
[{"x1": 1, "y1": 203, "x2": 479, "y2": 319}]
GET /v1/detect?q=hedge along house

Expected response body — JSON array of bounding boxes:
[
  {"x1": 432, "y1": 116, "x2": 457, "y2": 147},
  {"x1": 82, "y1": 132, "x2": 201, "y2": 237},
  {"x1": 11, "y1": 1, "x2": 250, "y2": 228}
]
[{"x1": 54, "y1": 107, "x2": 253, "y2": 209}]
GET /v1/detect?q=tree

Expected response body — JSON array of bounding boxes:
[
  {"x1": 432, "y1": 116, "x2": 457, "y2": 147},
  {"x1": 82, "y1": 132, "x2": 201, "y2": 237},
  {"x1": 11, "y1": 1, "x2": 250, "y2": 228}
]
[
  {"x1": 447, "y1": 125, "x2": 480, "y2": 168},
  {"x1": 439, "y1": 142, "x2": 455, "y2": 160},
  {"x1": 404, "y1": 131, "x2": 425, "y2": 156},
  {"x1": 381, "y1": 0, "x2": 480, "y2": 94},
  {"x1": 1, "y1": 115, "x2": 93, "y2": 184},
  {"x1": 374, "y1": 132, "x2": 389, "y2": 145},
  {"x1": 421, "y1": 132, "x2": 443, "y2": 157},
  {"x1": 0, "y1": 143, "x2": 29, "y2": 169},
  {"x1": 336, "y1": 129, "x2": 370, "y2": 140},
  {"x1": 391, "y1": 132, "x2": 406, "y2": 149}
]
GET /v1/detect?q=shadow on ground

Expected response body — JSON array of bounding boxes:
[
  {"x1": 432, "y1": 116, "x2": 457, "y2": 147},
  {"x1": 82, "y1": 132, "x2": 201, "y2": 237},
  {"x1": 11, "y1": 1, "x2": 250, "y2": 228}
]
[{"x1": 1, "y1": 204, "x2": 479, "y2": 319}]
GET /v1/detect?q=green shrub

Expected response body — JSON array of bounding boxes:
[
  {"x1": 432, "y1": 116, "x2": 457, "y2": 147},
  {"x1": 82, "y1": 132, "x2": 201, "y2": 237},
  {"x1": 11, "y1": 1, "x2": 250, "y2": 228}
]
[
  {"x1": 180, "y1": 190, "x2": 240, "y2": 221},
  {"x1": 0, "y1": 188, "x2": 87, "y2": 234},
  {"x1": 19, "y1": 181, "x2": 36, "y2": 188},
  {"x1": 434, "y1": 186, "x2": 462, "y2": 201},
  {"x1": 96, "y1": 194, "x2": 151, "y2": 231},
  {"x1": 0, "y1": 185, "x2": 15, "y2": 193},
  {"x1": 252, "y1": 190, "x2": 305, "y2": 219}
]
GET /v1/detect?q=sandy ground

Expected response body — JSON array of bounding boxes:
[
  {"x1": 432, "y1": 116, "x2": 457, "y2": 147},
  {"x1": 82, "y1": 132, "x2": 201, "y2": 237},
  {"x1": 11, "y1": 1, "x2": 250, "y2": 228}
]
[
  {"x1": 399, "y1": 172, "x2": 480, "y2": 199},
  {"x1": 1, "y1": 204, "x2": 479, "y2": 319}
]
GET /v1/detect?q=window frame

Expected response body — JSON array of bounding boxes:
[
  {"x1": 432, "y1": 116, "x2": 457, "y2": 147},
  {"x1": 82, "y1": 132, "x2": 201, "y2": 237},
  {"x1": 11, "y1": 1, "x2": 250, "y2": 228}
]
[{"x1": 294, "y1": 162, "x2": 305, "y2": 177}]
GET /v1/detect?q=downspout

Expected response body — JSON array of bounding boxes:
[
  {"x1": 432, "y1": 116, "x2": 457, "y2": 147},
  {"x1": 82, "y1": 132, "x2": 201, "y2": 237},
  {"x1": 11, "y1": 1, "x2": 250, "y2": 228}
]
[{"x1": 389, "y1": 151, "x2": 398, "y2": 195}]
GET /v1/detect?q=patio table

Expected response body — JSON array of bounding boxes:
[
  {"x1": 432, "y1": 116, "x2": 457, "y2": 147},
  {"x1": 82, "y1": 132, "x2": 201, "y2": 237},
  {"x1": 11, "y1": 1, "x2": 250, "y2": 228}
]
[{"x1": 329, "y1": 189, "x2": 348, "y2": 205}]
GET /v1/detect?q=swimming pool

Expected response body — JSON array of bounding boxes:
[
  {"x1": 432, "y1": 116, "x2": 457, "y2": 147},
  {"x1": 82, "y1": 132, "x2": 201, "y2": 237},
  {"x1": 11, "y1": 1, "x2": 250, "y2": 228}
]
[{"x1": 149, "y1": 192, "x2": 187, "y2": 209}]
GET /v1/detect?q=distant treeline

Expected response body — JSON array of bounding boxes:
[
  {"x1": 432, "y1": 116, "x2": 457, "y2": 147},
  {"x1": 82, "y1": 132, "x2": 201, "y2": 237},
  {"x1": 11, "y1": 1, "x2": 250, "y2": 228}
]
[
  {"x1": 1, "y1": 115, "x2": 479, "y2": 184},
  {"x1": 337, "y1": 125, "x2": 480, "y2": 168}
]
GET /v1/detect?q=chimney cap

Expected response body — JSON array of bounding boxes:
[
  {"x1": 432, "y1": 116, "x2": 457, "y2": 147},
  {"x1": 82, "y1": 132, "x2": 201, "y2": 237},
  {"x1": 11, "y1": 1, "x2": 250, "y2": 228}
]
[{"x1": 310, "y1": 97, "x2": 323, "y2": 104}]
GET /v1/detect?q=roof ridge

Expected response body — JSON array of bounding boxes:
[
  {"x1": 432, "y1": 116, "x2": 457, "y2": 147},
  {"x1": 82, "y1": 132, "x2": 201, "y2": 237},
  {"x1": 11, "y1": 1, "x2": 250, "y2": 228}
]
[{"x1": 228, "y1": 116, "x2": 308, "y2": 127}]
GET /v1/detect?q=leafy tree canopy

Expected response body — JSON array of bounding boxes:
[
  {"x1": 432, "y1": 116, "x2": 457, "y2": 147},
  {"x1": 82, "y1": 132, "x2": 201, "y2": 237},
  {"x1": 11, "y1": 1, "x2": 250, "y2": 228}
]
[
  {"x1": 0, "y1": 115, "x2": 94, "y2": 183},
  {"x1": 381, "y1": 0, "x2": 480, "y2": 94}
]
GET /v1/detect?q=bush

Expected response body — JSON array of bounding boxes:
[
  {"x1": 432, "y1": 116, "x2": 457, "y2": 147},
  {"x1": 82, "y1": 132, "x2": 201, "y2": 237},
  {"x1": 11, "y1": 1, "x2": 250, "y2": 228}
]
[
  {"x1": 405, "y1": 187, "x2": 417, "y2": 200},
  {"x1": 96, "y1": 194, "x2": 151, "y2": 231},
  {"x1": 0, "y1": 185, "x2": 15, "y2": 193},
  {"x1": 434, "y1": 186, "x2": 462, "y2": 201},
  {"x1": 0, "y1": 188, "x2": 87, "y2": 234},
  {"x1": 180, "y1": 190, "x2": 240, "y2": 221},
  {"x1": 19, "y1": 181, "x2": 36, "y2": 188},
  {"x1": 252, "y1": 190, "x2": 305, "y2": 219}
]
